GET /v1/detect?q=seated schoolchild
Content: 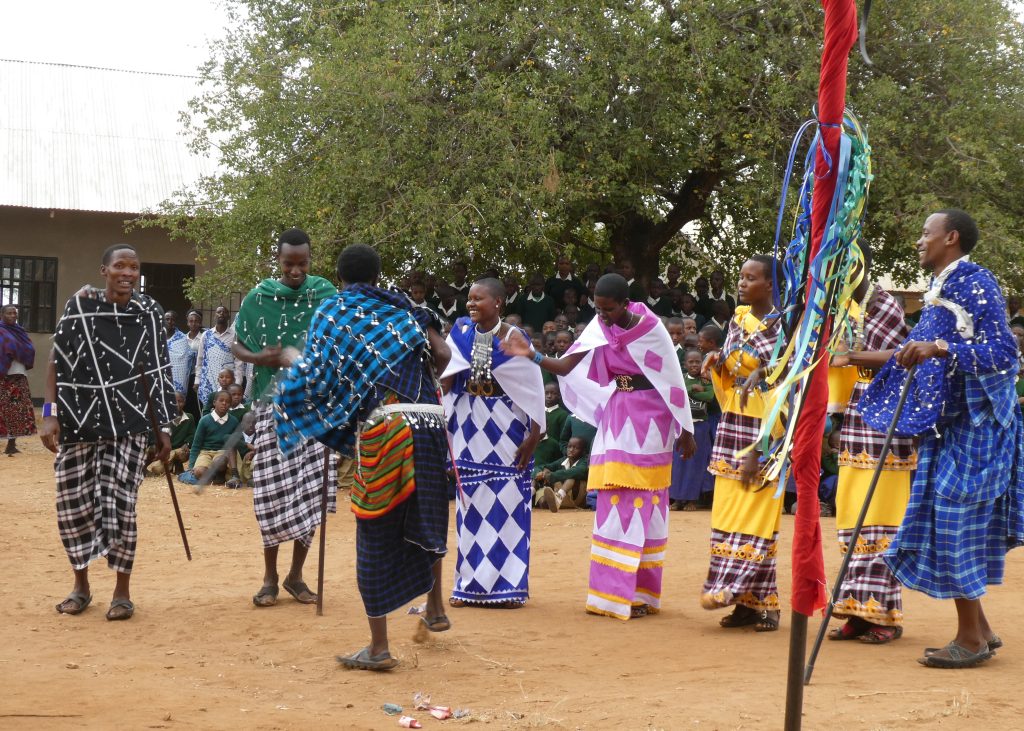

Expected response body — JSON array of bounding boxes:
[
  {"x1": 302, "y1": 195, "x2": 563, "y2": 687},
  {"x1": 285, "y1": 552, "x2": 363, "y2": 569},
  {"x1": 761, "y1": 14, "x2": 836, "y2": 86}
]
[
  {"x1": 669, "y1": 349, "x2": 717, "y2": 510},
  {"x1": 666, "y1": 317, "x2": 686, "y2": 361},
  {"x1": 227, "y1": 383, "x2": 249, "y2": 422},
  {"x1": 553, "y1": 329, "x2": 574, "y2": 357},
  {"x1": 148, "y1": 391, "x2": 197, "y2": 476},
  {"x1": 203, "y1": 368, "x2": 236, "y2": 414},
  {"x1": 235, "y1": 410, "x2": 257, "y2": 487},
  {"x1": 559, "y1": 413, "x2": 598, "y2": 508},
  {"x1": 533, "y1": 436, "x2": 590, "y2": 513},
  {"x1": 535, "y1": 382, "x2": 569, "y2": 465},
  {"x1": 818, "y1": 429, "x2": 841, "y2": 517},
  {"x1": 186, "y1": 390, "x2": 240, "y2": 486},
  {"x1": 698, "y1": 324, "x2": 724, "y2": 357}
]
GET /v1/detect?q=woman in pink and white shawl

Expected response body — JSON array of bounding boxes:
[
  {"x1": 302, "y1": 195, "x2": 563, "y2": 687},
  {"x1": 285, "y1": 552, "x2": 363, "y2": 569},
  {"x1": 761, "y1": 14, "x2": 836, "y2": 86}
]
[{"x1": 503, "y1": 273, "x2": 695, "y2": 620}]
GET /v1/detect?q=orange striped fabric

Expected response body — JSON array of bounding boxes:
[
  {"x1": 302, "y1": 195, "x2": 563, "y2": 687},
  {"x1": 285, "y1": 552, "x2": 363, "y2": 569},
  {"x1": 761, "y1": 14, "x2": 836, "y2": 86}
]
[{"x1": 351, "y1": 412, "x2": 416, "y2": 519}]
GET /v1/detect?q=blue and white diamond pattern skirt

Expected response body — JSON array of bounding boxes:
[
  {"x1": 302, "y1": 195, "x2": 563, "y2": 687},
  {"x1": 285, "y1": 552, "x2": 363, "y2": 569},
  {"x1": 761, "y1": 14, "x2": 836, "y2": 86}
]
[{"x1": 448, "y1": 392, "x2": 532, "y2": 605}]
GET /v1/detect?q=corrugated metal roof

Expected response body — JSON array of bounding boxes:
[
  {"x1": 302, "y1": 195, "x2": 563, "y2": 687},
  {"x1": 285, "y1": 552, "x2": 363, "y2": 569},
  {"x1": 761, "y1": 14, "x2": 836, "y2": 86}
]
[{"x1": 0, "y1": 59, "x2": 217, "y2": 213}]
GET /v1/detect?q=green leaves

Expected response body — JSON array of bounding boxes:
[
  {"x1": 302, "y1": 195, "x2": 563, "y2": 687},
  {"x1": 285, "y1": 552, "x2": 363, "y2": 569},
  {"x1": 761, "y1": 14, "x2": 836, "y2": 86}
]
[{"x1": 145, "y1": 0, "x2": 1024, "y2": 298}]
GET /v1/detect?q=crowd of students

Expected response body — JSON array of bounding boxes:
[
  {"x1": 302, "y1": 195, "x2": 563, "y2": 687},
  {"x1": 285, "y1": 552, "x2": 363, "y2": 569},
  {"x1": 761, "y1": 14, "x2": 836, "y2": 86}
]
[{"x1": 152, "y1": 251, "x2": 1024, "y2": 515}]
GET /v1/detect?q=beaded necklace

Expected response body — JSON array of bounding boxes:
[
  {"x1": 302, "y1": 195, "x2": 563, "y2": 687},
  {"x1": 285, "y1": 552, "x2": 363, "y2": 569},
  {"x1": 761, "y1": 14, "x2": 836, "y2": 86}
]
[{"x1": 468, "y1": 318, "x2": 502, "y2": 394}]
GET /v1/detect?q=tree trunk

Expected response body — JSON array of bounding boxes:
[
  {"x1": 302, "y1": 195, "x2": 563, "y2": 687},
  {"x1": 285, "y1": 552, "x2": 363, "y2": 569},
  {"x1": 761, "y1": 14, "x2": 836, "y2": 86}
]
[{"x1": 604, "y1": 166, "x2": 726, "y2": 289}]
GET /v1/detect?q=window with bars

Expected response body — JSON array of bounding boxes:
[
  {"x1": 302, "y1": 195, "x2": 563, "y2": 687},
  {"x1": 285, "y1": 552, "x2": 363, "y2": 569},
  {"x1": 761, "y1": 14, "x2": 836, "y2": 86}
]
[{"x1": 1, "y1": 255, "x2": 58, "y2": 332}]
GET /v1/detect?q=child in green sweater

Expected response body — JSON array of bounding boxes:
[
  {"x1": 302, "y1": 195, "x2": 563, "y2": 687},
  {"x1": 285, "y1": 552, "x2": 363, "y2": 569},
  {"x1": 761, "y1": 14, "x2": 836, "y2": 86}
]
[
  {"x1": 227, "y1": 383, "x2": 249, "y2": 422},
  {"x1": 535, "y1": 382, "x2": 570, "y2": 464},
  {"x1": 188, "y1": 391, "x2": 240, "y2": 486},
  {"x1": 148, "y1": 391, "x2": 197, "y2": 476},
  {"x1": 533, "y1": 436, "x2": 590, "y2": 513}
]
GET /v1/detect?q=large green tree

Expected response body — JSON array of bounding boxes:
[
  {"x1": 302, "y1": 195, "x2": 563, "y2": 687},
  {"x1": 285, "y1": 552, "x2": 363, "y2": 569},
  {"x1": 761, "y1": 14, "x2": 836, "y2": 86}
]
[{"x1": 148, "y1": 0, "x2": 1024, "y2": 299}]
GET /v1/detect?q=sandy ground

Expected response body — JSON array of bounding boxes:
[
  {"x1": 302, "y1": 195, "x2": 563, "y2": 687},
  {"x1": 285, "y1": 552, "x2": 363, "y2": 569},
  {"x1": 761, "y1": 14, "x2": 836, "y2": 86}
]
[{"x1": 2, "y1": 437, "x2": 1022, "y2": 731}]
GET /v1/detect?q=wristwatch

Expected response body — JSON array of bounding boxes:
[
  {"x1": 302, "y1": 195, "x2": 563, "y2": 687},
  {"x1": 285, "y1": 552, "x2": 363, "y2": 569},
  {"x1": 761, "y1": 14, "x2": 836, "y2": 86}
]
[{"x1": 934, "y1": 339, "x2": 949, "y2": 357}]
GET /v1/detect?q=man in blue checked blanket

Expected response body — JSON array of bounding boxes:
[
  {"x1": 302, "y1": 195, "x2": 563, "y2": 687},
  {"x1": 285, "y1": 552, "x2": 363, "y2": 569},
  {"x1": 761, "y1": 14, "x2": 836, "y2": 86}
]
[
  {"x1": 860, "y1": 209, "x2": 1024, "y2": 669},
  {"x1": 275, "y1": 243, "x2": 452, "y2": 672},
  {"x1": 40, "y1": 244, "x2": 177, "y2": 622}
]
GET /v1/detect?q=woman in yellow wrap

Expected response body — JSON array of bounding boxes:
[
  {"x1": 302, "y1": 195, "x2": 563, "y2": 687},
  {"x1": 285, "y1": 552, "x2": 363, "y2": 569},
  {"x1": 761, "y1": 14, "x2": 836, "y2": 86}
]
[{"x1": 699, "y1": 255, "x2": 785, "y2": 632}]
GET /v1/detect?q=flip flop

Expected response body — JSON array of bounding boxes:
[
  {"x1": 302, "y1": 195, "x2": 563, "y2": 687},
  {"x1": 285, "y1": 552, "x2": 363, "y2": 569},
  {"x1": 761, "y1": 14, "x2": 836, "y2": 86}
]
[
  {"x1": 925, "y1": 635, "x2": 1002, "y2": 655},
  {"x1": 420, "y1": 615, "x2": 451, "y2": 632},
  {"x1": 631, "y1": 604, "x2": 650, "y2": 619},
  {"x1": 55, "y1": 591, "x2": 92, "y2": 615},
  {"x1": 282, "y1": 579, "x2": 317, "y2": 604},
  {"x1": 337, "y1": 646, "x2": 400, "y2": 671},
  {"x1": 105, "y1": 597, "x2": 135, "y2": 621},
  {"x1": 828, "y1": 618, "x2": 869, "y2": 641},
  {"x1": 413, "y1": 613, "x2": 452, "y2": 643},
  {"x1": 918, "y1": 641, "x2": 993, "y2": 669},
  {"x1": 860, "y1": 625, "x2": 903, "y2": 644},
  {"x1": 253, "y1": 584, "x2": 279, "y2": 607},
  {"x1": 719, "y1": 605, "x2": 759, "y2": 628}
]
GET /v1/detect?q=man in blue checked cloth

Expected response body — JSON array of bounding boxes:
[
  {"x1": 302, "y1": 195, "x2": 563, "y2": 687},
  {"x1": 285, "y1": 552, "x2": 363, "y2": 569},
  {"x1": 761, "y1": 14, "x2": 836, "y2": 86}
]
[
  {"x1": 275, "y1": 243, "x2": 452, "y2": 671},
  {"x1": 40, "y1": 244, "x2": 177, "y2": 621},
  {"x1": 231, "y1": 228, "x2": 338, "y2": 608},
  {"x1": 860, "y1": 209, "x2": 1024, "y2": 669}
]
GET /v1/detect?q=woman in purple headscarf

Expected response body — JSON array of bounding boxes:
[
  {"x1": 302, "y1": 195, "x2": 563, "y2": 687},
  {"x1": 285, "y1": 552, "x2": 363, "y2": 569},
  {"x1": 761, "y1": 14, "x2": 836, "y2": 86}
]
[{"x1": 0, "y1": 304, "x2": 37, "y2": 455}]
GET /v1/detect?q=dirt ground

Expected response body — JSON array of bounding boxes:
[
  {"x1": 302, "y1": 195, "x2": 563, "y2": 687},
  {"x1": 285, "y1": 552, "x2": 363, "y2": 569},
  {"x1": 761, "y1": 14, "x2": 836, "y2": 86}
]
[{"x1": 2, "y1": 437, "x2": 1022, "y2": 731}]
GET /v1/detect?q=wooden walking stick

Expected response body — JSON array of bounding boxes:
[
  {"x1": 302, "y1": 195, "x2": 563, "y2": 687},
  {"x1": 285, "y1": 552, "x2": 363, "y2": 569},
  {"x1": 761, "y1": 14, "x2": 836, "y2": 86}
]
[
  {"x1": 139, "y1": 363, "x2": 192, "y2": 561},
  {"x1": 315, "y1": 447, "x2": 333, "y2": 616},
  {"x1": 803, "y1": 363, "x2": 917, "y2": 685}
]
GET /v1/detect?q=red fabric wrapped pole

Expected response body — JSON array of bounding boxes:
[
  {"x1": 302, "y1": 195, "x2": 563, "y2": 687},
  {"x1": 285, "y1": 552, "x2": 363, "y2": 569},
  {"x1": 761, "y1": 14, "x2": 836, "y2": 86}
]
[{"x1": 789, "y1": 0, "x2": 858, "y2": 618}]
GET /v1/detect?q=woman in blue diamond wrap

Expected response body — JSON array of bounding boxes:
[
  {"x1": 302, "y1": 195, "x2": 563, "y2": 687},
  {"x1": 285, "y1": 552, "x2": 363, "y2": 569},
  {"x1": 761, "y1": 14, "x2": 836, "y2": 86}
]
[{"x1": 441, "y1": 278, "x2": 545, "y2": 608}]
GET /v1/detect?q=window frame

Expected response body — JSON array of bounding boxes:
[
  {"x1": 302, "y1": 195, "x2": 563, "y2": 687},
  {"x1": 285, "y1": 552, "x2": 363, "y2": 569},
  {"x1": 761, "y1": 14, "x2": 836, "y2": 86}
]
[{"x1": 1, "y1": 254, "x2": 59, "y2": 333}]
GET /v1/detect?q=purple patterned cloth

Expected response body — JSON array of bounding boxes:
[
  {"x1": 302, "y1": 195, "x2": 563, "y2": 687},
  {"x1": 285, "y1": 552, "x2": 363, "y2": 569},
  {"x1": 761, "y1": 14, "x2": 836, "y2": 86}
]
[{"x1": 0, "y1": 321, "x2": 34, "y2": 376}]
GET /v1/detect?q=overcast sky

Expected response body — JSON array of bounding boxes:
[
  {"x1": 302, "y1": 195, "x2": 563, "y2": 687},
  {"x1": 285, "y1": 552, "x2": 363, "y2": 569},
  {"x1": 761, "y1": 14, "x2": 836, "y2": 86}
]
[
  {"x1": 3, "y1": 1, "x2": 1022, "y2": 76},
  {"x1": 0, "y1": 0, "x2": 232, "y2": 75}
]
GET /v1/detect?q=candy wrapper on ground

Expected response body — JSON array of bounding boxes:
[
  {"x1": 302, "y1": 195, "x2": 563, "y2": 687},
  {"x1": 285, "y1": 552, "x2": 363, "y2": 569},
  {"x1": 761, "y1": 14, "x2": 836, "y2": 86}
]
[
  {"x1": 382, "y1": 703, "x2": 403, "y2": 716},
  {"x1": 398, "y1": 716, "x2": 422, "y2": 729}
]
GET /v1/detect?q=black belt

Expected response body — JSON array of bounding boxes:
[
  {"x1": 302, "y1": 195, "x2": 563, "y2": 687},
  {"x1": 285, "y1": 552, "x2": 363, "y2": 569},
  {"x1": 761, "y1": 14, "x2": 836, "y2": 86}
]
[
  {"x1": 614, "y1": 374, "x2": 655, "y2": 392},
  {"x1": 466, "y1": 379, "x2": 505, "y2": 398}
]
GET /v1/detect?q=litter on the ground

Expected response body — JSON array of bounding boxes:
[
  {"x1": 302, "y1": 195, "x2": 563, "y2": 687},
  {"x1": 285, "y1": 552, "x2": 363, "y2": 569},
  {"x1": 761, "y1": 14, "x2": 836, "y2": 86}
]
[
  {"x1": 398, "y1": 716, "x2": 422, "y2": 728},
  {"x1": 382, "y1": 703, "x2": 403, "y2": 716}
]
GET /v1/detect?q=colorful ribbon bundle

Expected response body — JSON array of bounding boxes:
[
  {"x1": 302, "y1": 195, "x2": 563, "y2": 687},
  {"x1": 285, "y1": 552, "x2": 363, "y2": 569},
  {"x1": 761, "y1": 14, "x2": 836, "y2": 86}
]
[{"x1": 747, "y1": 110, "x2": 872, "y2": 493}]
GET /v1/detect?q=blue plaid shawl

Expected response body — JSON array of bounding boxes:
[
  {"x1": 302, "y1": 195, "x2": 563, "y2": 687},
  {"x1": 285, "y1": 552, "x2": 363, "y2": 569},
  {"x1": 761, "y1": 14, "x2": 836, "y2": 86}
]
[
  {"x1": 274, "y1": 284, "x2": 431, "y2": 455},
  {"x1": 861, "y1": 260, "x2": 1018, "y2": 437}
]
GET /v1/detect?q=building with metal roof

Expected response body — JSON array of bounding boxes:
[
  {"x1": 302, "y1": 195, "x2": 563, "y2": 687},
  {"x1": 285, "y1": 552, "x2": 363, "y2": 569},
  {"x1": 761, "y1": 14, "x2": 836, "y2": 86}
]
[
  {"x1": 1, "y1": 58, "x2": 216, "y2": 212},
  {"x1": 1, "y1": 59, "x2": 215, "y2": 398}
]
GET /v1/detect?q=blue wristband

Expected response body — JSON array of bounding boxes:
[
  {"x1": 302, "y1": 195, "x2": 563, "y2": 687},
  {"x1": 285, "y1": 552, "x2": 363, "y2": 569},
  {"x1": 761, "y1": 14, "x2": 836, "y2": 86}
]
[
  {"x1": 43, "y1": 402, "x2": 58, "y2": 418},
  {"x1": 532, "y1": 351, "x2": 544, "y2": 365}
]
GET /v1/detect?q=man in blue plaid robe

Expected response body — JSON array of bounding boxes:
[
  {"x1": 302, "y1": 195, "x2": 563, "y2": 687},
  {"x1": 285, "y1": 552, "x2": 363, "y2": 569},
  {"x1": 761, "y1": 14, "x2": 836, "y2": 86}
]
[
  {"x1": 275, "y1": 244, "x2": 452, "y2": 672},
  {"x1": 861, "y1": 209, "x2": 1024, "y2": 669}
]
